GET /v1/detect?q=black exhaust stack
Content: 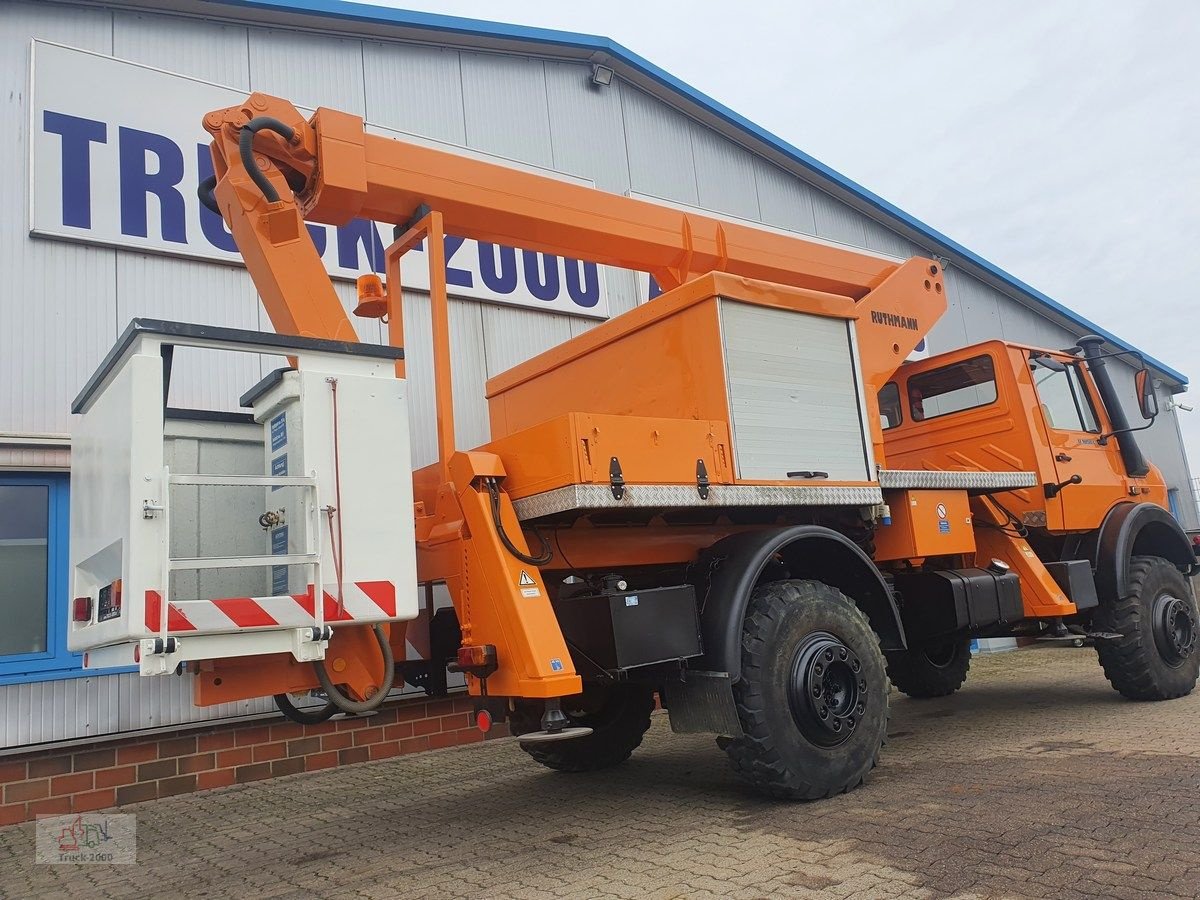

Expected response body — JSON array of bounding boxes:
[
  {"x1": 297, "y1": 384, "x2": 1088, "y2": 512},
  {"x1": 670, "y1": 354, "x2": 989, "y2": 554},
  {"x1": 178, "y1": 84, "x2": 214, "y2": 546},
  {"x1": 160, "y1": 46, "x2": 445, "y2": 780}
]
[{"x1": 1077, "y1": 335, "x2": 1149, "y2": 477}]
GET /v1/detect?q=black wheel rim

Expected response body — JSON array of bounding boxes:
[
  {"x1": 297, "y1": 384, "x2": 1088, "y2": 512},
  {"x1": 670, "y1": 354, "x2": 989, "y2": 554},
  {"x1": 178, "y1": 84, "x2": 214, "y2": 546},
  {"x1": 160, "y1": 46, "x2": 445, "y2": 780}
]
[
  {"x1": 1152, "y1": 593, "x2": 1197, "y2": 667},
  {"x1": 922, "y1": 641, "x2": 959, "y2": 669},
  {"x1": 787, "y1": 632, "x2": 866, "y2": 748}
]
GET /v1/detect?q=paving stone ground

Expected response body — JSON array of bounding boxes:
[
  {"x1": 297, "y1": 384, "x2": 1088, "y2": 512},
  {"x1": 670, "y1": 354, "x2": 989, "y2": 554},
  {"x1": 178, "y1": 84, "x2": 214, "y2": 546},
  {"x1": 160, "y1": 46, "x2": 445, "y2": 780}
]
[{"x1": 2, "y1": 645, "x2": 1199, "y2": 899}]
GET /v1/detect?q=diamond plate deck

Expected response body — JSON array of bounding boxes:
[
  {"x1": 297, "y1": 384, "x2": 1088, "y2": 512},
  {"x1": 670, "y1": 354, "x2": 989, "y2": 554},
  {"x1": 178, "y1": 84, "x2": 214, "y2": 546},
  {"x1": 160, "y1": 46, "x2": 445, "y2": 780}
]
[
  {"x1": 512, "y1": 483, "x2": 884, "y2": 521},
  {"x1": 877, "y1": 470, "x2": 1037, "y2": 491}
]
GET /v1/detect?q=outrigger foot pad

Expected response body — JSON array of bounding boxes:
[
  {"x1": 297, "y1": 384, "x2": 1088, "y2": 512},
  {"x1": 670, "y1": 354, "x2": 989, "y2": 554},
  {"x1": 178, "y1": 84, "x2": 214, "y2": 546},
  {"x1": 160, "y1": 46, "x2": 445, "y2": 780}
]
[{"x1": 518, "y1": 727, "x2": 594, "y2": 744}]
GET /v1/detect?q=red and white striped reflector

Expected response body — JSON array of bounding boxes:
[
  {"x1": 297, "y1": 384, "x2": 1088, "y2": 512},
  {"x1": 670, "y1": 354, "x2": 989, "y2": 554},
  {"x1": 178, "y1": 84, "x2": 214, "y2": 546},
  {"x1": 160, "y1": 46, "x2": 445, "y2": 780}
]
[{"x1": 144, "y1": 581, "x2": 398, "y2": 634}]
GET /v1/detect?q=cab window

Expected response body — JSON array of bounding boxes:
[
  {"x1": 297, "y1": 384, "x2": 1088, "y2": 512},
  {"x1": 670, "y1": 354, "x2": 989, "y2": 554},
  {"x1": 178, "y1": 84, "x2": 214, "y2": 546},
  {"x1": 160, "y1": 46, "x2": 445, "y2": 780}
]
[
  {"x1": 1031, "y1": 357, "x2": 1100, "y2": 433},
  {"x1": 879, "y1": 382, "x2": 902, "y2": 430},
  {"x1": 908, "y1": 355, "x2": 997, "y2": 421}
]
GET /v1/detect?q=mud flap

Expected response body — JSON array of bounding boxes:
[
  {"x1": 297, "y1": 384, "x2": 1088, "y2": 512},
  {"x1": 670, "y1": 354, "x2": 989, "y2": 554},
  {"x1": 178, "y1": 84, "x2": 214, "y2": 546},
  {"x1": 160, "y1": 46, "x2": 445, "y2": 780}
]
[{"x1": 661, "y1": 671, "x2": 744, "y2": 737}]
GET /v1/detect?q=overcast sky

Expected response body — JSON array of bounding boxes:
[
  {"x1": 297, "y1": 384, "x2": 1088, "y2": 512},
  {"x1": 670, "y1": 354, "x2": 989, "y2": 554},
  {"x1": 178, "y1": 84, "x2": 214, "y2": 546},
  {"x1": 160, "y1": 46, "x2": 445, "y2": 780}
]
[{"x1": 357, "y1": 0, "x2": 1200, "y2": 474}]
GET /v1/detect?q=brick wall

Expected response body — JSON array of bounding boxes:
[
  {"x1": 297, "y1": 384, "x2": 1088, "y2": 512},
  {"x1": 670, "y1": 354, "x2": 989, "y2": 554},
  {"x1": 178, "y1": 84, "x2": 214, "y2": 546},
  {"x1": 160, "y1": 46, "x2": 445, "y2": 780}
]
[{"x1": 0, "y1": 695, "x2": 486, "y2": 827}]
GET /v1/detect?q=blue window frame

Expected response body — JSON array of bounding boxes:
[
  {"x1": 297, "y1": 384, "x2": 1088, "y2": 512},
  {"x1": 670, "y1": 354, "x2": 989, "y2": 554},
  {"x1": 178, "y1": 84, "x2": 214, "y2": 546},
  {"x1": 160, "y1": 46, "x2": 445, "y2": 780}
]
[{"x1": 0, "y1": 473, "x2": 132, "y2": 685}]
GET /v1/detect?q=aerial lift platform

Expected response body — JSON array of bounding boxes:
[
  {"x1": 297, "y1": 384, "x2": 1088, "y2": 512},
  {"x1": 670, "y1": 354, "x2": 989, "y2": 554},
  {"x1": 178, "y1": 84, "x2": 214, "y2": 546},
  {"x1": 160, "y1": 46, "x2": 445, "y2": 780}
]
[{"x1": 66, "y1": 93, "x2": 1198, "y2": 799}]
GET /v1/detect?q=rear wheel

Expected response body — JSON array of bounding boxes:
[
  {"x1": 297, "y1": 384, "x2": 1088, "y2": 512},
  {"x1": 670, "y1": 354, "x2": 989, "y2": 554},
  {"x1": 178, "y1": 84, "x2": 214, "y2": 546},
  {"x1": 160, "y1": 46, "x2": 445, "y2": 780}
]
[
  {"x1": 885, "y1": 636, "x2": 972, "y2": 698},
  {"x1": 509, "y1": 684, "x2": 655, "y2": 772},
  {"x1": 1095, "y1": 556, "x2": 1199, "y2": 700},
  {"x1": 273, "y1": 693, "x2": 338, "y2": 725},
  {"x1": 723, "y1": 579, "x2": 889, "y2": 800}
]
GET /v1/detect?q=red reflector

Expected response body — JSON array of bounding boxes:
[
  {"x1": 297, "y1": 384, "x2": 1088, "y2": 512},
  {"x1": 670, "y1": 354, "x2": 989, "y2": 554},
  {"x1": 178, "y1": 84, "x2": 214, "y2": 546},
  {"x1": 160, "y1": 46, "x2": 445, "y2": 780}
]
[
  {"x1": 476, "y1": 709, "x2": 492, "y2": 733},
  {"x1": 133, "y1": 644, "x2": 140, "y2": 663},
  {"x1": 72, "y1": 596, "x2": 92, "y2": 623}
]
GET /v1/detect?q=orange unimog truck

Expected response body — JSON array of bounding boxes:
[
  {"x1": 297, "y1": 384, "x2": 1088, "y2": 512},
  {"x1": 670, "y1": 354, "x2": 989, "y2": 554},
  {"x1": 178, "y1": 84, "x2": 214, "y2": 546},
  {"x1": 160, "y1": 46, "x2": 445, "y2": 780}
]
[{"x1": 67, "y1": 93, "x2": 1198, "y2": 801}]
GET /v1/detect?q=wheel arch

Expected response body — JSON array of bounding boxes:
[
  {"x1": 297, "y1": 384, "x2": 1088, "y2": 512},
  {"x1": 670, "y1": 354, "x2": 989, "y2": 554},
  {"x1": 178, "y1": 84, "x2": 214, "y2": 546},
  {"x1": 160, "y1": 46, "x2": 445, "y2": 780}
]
[
  {"x1": 1085, "y1": 501, "x2": 1197, "y2": 602},
  {"x1": 694, "y1": 525, "x2": 905, "y2": 683}
]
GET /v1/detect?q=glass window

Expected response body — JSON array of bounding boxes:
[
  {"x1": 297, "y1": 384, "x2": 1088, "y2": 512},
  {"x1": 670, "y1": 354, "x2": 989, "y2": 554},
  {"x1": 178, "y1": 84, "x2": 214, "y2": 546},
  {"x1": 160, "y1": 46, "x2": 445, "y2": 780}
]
[
  {"x1": 1031, "y1": 358, "x2": 1100, "y2": 433},
  {"x1": 908, "y1": 355, "x2": 997, "y2": 421},
  {"x1": 0, "y1": 484, "x2": 49, "y2": 656},
  {"x1": 879, "y1": 382, "x2": 902, "y2": 430}
]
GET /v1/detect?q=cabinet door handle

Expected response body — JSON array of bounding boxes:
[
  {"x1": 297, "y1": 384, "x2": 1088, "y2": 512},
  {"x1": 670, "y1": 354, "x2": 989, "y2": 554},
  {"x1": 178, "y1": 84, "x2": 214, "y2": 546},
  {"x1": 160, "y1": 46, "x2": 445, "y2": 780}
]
[{"x1": 1055, "y1": 453, "x2": 1072, "y2": 462}]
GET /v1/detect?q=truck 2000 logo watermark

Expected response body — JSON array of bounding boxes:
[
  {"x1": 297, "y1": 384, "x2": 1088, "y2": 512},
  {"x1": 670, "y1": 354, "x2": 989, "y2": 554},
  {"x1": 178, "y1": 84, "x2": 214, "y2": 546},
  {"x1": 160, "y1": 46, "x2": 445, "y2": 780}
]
[{"x1": 35, "y1": 814, "x2": 137, "y2": 865}]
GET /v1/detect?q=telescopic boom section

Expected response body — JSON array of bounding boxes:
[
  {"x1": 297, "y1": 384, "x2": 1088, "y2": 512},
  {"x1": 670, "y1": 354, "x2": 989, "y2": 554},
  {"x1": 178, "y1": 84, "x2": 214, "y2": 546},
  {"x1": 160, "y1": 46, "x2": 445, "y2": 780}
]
[{"x1": 202, "y1": 93, "x2": 921, "y2": 344}]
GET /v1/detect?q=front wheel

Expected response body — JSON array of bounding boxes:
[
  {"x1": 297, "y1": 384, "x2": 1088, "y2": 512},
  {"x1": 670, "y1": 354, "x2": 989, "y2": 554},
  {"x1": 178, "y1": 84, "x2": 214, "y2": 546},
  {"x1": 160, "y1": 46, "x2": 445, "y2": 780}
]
[
  {"x1": 723, "y1": 579, "x2": 889, "y2": 800},
  {"x1": 1095, "y1": 556, "x2": 1199, "y2": 701},
  {"x1": 885, "y1": 636, "x2": 972, "y2": 698}
]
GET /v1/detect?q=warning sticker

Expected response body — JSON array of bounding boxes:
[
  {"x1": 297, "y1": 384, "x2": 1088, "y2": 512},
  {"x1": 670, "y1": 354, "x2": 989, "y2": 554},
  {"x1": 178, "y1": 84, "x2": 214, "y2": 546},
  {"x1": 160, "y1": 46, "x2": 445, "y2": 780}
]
[
  {"x1": 936, "y1": 503, "x2": 948, "y2": 519},
  {"x1": 521, "y1": 587, "x2": 540, "y2": 598},
  {"x1": 518, "y1": 570, "x2": 536, "y2": 586}
]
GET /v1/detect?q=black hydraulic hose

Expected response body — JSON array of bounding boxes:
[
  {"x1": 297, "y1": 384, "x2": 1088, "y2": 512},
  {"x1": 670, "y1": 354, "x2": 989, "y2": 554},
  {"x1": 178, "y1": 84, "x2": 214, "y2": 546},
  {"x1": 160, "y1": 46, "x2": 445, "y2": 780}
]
[
  {"x1": 487, "y1": 479, "x2": 553, "y2": 566},
  {"x1": 313, "y1": 624, "x2": 395, "y2": 714},
  {"x1": 238, "y1": 116, "x2": 297, "y2": 204},
  {"x1": 197, "y1": 175, "x2": 221, "y2": 215}
]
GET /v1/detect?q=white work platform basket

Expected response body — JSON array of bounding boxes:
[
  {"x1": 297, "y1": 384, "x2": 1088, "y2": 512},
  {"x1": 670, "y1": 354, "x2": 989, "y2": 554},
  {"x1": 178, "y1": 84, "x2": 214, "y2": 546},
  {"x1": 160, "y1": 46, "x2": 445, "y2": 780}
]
[{"x1": 68, "y1": 319, "x2": 417, "y2": 675}]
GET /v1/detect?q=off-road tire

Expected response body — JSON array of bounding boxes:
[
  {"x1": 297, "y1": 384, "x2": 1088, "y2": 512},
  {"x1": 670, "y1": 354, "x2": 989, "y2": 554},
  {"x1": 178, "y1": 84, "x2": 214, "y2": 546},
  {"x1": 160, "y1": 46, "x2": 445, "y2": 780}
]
[
  {"x1": 885, "y1": 636, "x2": 972, "y2": 698},
  {"x1": 723, "y1": 579, "x2": 889, "y2": 800},
  {"x1": 273, "y1": 693, "x2": 337, "y2": 725},
  {"x1": 1094, "y1": 556, "x2": 1200, "y2": 701},
  {"x1": 509, "y1": 684, "x2": 655, "y2": 772}
]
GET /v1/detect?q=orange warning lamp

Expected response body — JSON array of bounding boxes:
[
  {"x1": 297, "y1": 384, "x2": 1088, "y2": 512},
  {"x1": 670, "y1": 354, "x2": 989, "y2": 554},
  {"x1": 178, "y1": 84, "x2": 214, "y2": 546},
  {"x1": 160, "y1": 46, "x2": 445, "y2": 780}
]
[{"x1": 353, "y1": 273, "x2": 387, "y2": 318}]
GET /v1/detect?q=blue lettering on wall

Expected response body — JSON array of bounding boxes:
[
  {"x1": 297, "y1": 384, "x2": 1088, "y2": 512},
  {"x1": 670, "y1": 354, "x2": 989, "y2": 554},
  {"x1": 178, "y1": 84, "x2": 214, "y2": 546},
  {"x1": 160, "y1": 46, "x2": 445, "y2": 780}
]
[
  {"x1": 42, "y1": 111, "x2": 107, "y2": 229},
  {"x1": 478, "y1": 243, "x2": 517, "y2": 294},
  {"x1": 443, "y1": 235, "x2": 473, "y2": 288},
  {"x1": 522, "y1": 250, "x2": 559, "y2": 302},
  {"x1": 306, "y1": 223, "x2": 328, "y2": 255},
  {"x1": 563, "y1": 260, "x2": 600, "y2": 308},
  {"x1": 195, "y1": 145, "x2": 237, "y2": 253},
  {"x1": 119, "y1": 126, "x2": 187, "y2": 243},
  {"x1": 336, "y1": 219, "x2": 385, "y2": 273}
]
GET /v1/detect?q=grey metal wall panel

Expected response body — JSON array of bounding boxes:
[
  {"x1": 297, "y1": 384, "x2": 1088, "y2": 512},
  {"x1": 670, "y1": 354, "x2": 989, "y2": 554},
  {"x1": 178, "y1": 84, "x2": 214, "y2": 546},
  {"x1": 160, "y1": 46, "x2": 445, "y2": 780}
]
[
  {"x1": 860, "y1": 218, "x2": 925, "y2": 260},
  {"x1": 619, "y1": 84, "x2": 699, "y2": 205},
  {"x1": 812, "y1": 189, "x2": 869, "y2": 247},
  {"x1": 248, "y1": 27, "x2": 365, "y2": 114},
  {"x1": 0, "y1": 3, "x2": 115, "y2": 440},
  {"x1": 752, "y1": 159, "x2": 818, "y2": 236},
  {"x1": 116, "y1": 254, "x2": 262, "y2": 412},
  {"x1": 0, "y1": 240, "x2": 117, "y2": 437},
  {"x1": 691, "y1": 127, "x2": 760, "y2": 220},
  {"x1": 954, "y1": 267, "x2": 1004, "y2": 342},
  {"x1": 113, "y1": 10, "x2": 250, "y2": 89},
  {"x1": 0, "y1": 448, "x2": 70, "y2": 470},
  {"x1": 460, "y1": 51, "x2": 552, "y2": 167},
  {"x1": 0, "y1": 675, "x2": 117, "y2": 747},
  {"x1": 481, "y1": 304, "x2": 573, "y2": 381},
  {"x1": 400, "y1": 291, "x2": 491, "y2": 467},
  {"x1": 991, "y1": 297, "x2": 1078, "y2": 349},
  {"x1": 543, "y1": 62, "x2": 640, "y2": 317},
  {"x1": 544, "y1": 61, "x2": 628, "y2": 192},
  {"x1": 116, "y1": 670, "x2": 273, "y2": 731},
  {"x1": 721, "y1": 301, "x2": 869, "y2": 482},
  {"x1": 362, "y1": 41, "x2": 465, "y2": 143}
]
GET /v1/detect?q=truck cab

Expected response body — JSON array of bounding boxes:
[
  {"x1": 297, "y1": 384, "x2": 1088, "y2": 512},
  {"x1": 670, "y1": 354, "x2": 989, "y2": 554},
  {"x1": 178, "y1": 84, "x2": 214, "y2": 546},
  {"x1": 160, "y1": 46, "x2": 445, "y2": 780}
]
[{"x1": 880, "y1": 338, "x2": 1167, "y2": 535}]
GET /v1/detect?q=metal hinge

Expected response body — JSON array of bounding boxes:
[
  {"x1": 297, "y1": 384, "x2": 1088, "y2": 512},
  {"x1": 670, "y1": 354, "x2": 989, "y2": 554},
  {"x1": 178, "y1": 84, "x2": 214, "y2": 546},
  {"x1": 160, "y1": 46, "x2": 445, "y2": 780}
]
[
  {"x1": 696, "y1": 459, "x2": 710, "y2": 500},
  {"x1": 143, "y1": 500, "x2": 164, "y2": 519},
  {"x1": 609, "y1": 456, "x2": 625, "y2": 500}
]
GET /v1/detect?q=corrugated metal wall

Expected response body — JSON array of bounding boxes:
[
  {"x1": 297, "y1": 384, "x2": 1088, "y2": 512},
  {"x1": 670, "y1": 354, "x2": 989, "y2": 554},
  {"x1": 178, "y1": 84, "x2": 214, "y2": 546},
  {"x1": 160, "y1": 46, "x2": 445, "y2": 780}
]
[{"x1": 1, "y1": 0, "x2": 1194, "y2": 748}]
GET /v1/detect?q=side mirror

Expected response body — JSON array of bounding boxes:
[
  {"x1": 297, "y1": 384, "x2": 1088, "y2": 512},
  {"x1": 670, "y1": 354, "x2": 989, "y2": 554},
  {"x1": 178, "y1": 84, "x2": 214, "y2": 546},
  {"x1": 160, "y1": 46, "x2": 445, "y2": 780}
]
[{"x1": 1135, "y1": 368, "x2": 1158, "y2": 421}]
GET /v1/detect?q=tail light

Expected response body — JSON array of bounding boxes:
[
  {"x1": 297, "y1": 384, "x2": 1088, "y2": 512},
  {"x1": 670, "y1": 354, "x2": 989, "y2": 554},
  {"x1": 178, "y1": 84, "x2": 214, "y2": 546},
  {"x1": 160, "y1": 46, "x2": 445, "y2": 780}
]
[
  {"x1": 450, "y1": 644, "x2": 498, "y2": 678},
  {"x1": 72, "y1": 596, "x2": 92, "y2": 623}
]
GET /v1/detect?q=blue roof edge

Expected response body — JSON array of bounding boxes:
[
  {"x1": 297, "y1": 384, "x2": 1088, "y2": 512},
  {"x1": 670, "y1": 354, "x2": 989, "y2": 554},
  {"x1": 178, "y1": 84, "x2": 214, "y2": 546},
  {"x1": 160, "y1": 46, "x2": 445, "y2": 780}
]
[{"x1": 208, "y1": 0, "x2": 1187, "y2": 387}]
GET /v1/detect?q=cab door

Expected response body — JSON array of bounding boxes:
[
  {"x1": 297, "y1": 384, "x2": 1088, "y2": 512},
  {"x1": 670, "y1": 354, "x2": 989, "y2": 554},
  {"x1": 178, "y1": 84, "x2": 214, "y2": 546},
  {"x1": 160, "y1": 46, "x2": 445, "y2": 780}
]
[{"x1": 1028, "y1": 353, "x2": 1125, "y2": 531}]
